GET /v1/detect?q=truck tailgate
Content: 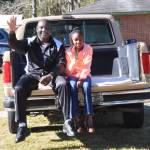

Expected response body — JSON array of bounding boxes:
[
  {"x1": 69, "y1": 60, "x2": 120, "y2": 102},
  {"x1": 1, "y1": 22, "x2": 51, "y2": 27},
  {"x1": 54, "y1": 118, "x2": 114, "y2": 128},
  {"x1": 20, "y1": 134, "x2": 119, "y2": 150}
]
[{"x1": 31, "y1": 80, "x2": 150, "y2": 96}]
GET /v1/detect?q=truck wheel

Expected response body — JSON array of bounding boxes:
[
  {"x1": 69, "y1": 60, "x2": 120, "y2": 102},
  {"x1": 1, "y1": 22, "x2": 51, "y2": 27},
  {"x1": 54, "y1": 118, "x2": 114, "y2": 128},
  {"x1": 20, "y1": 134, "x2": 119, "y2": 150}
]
[
  {"x1": 8, "y1": 111, "x2": 18, "y2": 134},
  {"x1": 123, "y1": 103, "x2": 144, "y2": 128}
]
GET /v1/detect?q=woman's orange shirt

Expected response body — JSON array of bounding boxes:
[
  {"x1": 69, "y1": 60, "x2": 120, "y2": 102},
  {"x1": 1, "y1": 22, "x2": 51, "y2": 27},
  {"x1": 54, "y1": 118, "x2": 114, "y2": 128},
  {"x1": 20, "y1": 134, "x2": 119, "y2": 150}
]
[{"x1": 65, "y1": 43, "x2": 93, "y2": 80}]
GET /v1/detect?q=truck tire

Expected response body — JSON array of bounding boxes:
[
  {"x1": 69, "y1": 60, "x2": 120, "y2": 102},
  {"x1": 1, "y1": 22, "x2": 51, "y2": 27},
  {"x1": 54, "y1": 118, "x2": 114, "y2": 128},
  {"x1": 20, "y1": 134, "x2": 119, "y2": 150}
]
[
  {"x1": 123, "y1": 103, "x2": 144, "y2": 128},
  {"x1": 8, "y1": 111, "x2": 18, "y2": 134}
]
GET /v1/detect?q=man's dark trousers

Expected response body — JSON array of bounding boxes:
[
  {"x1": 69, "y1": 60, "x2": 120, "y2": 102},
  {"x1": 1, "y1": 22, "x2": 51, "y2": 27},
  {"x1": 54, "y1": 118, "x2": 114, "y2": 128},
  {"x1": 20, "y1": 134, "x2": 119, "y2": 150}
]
[{"x1": 15, "y1": 74, "x2": 71, "y2": 123}]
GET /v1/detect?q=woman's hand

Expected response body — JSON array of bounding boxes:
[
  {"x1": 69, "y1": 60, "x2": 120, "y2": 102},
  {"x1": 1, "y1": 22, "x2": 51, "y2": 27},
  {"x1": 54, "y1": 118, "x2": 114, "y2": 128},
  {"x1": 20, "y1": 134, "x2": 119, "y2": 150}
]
[
  {"x1": 7, "y1": 16, "x2": 17, "y2": 33},
  {"x1": 39, "y1": 74, "x2": 53, "y2": 86}
]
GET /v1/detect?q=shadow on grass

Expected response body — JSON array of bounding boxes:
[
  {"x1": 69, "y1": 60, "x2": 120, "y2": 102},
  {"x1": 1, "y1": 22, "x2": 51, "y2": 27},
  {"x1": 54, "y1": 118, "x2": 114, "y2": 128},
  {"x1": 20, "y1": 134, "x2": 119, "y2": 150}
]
[
  {"x1": 30, "y1": 107, "x2": 150, "y2": 150},
  {"x1": 30, "y1": 124, "x2": 62, "y2": 133}
]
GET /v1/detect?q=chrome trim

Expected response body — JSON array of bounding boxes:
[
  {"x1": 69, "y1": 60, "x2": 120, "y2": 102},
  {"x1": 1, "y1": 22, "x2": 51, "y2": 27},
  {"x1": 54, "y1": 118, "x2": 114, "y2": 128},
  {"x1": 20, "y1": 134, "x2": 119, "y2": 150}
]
[
  {"x1": 99, "y1": 99, "x2": 150, "y2": 106},
  {"x1": 26, "y1": 106, "x2": 57, "y2": 111},
  {"x1": 5, "y1": 106, "x2": 57, "y2": 112},
  {"x1": 27, "y1": 96, "x2": 56, "y2": 100},
  {"x1": 102, "y1": 88, "x2": 150, "y2": 96},
  {"x1": 5, "y1": 108, "x2": 15, "y2": 111}
]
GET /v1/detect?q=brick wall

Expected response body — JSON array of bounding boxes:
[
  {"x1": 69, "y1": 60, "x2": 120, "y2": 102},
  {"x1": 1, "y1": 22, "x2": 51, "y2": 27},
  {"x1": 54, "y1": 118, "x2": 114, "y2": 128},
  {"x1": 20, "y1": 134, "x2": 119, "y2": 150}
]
[{"x1": 115, "y1": 14, "x2": 150, "y2": 50}]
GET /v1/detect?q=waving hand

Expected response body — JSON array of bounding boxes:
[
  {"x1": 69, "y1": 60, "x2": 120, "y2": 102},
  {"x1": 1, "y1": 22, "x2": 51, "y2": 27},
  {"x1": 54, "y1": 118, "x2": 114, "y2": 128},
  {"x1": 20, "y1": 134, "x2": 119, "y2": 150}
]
[{"x1": 7, "y1": 16, "x2": 17, "y2": 33}]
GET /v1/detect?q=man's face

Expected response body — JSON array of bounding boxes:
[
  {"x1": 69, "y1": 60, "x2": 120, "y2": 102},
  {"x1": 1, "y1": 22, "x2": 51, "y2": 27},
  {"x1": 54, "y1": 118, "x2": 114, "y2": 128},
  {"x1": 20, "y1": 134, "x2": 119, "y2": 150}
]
[{"x1": 36, "y1": 20, "x2": 51, "y2": 42}]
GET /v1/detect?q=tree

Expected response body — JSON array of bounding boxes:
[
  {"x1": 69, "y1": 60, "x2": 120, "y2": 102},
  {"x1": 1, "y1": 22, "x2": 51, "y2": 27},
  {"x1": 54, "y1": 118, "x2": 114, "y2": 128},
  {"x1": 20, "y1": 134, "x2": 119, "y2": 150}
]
[
  {"x1": 0, "y1": 0, "x2": 31, "y2": 18},
  {"x1": 0, "y1": 0, "x2": 96, "y2": 18},
  {"x1": 36, "y1": 0, "x2": 90, "y2": 16}
]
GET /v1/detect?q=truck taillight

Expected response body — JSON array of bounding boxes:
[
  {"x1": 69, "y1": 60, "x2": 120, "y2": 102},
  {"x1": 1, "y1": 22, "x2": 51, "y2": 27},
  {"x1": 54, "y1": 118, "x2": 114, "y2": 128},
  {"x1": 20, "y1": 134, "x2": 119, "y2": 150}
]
[
  {"x1": 3, "y1": 61, "x2": 11, "y2": 83},
  {"x1": 141, "y1": 53, "x2": 150, "y2": 74}
]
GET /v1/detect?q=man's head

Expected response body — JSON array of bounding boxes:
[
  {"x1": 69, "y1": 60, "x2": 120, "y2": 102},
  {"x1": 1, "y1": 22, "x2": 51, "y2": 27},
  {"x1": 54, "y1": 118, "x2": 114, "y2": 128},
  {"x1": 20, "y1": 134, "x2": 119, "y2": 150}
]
[{"x1": 36, "y1": 19, "x2": 51, "y2": 43}]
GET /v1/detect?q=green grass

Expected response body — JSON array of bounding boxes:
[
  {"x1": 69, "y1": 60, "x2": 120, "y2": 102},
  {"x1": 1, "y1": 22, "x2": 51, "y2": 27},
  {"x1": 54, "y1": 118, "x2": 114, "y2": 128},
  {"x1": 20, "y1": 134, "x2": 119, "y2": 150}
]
[
  {"x1": 0, "y1": 107, "x2": 150, "y2": 150},
  {"x1": 1, "y1": 73, "x2": 150, "y2": 149},
  {"x1": 0, "y1": 110, "x2": 150, "y2": 150}
]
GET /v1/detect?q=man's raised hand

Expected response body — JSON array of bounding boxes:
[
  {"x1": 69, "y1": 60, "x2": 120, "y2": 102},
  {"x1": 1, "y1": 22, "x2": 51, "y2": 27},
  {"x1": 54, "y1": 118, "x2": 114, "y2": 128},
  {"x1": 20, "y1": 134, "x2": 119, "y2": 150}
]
[{"x1": 7, "y1": 16, "x2": 17, "y2": 33}]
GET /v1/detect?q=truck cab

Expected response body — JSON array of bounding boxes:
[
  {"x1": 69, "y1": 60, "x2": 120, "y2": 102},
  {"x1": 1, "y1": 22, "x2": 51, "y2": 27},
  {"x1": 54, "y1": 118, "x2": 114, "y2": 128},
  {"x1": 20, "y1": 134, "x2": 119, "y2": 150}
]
[{"x1": 3, "y1": 14, "x2": 150, "y2": 133}]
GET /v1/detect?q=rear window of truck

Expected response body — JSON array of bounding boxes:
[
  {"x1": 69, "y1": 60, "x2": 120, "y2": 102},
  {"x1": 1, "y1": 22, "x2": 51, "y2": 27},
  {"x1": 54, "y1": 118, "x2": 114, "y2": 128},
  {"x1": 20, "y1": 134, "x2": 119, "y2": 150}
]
[{"x1": 24, "y1": 19, "x2": 114, "y2": 46}]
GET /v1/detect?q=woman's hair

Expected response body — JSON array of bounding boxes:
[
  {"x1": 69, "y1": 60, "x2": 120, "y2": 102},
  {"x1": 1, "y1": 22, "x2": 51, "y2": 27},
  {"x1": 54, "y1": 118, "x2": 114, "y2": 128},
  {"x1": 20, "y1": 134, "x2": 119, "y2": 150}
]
[{"x1": 69, "y1": 27, "x2": 83, "y2": 45}]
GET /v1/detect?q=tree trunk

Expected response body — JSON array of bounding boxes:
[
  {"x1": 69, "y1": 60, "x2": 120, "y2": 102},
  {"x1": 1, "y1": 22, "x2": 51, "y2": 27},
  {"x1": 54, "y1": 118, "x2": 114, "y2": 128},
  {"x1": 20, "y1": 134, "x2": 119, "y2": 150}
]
[{"x1": 32, "y1": 0, "x2": 36, "y2": 17}]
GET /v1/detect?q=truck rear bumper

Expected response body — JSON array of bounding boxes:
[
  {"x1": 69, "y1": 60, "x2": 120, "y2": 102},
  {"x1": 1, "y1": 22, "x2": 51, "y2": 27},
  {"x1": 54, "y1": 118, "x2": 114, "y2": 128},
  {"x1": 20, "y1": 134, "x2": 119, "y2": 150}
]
[
  {"x1": 99, "y1": 99, "x2": 150, "y2": 106},
  {"x1": 90, "y1": 87, "x2": 150, "y2": 106},
  {"x1": 3, "y1": 96, "x2": 57, "y2": 112},
  {"x1": 4, "y1": 89, "x2": 150, "y2": 112}
]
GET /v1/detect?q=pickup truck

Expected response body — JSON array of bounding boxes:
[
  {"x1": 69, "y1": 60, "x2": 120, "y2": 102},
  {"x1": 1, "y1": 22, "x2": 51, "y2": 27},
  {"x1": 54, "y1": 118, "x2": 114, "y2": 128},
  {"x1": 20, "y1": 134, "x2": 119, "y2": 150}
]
[
  {"x1": 0, "y1": 28, "x2": 9, "y2": 72},
  {"x1": 3, "y1": 14, "x2": 150, "y2": 134}
]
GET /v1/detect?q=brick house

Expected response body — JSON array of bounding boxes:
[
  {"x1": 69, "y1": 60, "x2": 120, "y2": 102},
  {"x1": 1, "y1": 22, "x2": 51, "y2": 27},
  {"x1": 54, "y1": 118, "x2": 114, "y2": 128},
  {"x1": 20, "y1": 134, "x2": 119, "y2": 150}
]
[{"x1": 70, "y1": 0, "x2": 150, "y2": 49}]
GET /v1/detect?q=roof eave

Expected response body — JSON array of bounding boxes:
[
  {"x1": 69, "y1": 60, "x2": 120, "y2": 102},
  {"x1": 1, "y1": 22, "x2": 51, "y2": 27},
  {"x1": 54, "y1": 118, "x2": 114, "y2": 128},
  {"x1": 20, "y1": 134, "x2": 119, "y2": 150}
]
[
  {"x1": 112, "y1": 11, "x2": 150, "y2": 16},
  {"x1": 69, "y1": 11, "x2": 150, "y2": 16}
]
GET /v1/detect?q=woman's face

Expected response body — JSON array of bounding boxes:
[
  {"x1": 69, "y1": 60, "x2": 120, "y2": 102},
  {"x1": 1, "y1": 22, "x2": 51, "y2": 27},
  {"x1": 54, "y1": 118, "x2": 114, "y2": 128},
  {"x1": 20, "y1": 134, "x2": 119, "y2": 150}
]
[{"x1": 71, "y1": 32, "x2": 84, "y2": 50}]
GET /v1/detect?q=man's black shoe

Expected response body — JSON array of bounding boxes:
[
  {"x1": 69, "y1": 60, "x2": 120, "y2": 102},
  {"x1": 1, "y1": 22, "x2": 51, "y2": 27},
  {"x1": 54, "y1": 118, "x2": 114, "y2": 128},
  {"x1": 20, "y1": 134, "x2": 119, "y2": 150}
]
[
  {"x1": 15, "y1": 126, "x2": 30, "y2": 143},
  {"x1": 63, "y1": 119, "x2": 75, "y2": 137}
]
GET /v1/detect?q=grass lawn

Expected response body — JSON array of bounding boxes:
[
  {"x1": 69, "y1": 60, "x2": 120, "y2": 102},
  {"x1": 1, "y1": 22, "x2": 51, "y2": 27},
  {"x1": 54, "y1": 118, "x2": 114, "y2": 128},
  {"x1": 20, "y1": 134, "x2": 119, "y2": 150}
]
[
  {"x1": 0, "y1": 109, "x2": 150, "y2": 150},
  {"x1": 1, "y1": 74, "x2": 150, "y2": 149}
]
